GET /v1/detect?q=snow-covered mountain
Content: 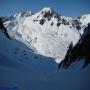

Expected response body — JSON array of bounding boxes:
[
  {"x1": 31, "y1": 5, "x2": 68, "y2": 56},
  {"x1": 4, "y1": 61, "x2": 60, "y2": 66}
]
[
  {"x1": 3, "y1": 7, "x2": 90, "y2": 63},
  {"x1": 0, "y1": 7, "x2": 90, "y2": 90}
]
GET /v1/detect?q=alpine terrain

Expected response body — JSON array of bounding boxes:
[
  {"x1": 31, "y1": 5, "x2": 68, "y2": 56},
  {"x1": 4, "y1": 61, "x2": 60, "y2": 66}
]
[{"x1": 0, "y1": 7, "x2": 90, "y2": 90}]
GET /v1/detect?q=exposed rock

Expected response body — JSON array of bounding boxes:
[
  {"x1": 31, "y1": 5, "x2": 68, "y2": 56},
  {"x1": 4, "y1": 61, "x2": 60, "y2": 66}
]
[{"x1": 58, "y1": 23, "x2": 90, "y2": 69}]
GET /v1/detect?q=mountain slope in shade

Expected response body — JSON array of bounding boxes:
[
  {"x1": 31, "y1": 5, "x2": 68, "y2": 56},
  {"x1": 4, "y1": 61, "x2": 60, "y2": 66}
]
[
  {"x1": 0, "y1": 25, "x2": 90, "y2": 90},
  {"x1": 0, "y1": 30, "x2": 90, "y2": 90}
]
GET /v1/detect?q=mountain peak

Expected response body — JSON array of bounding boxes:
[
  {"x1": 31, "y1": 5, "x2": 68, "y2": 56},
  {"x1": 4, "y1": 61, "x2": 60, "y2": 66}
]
[
  {"x1": 40, "y1": 7, "x2": 59, "y2": 15},
  {"x1": 40, "y1": 7, "x2": 53, "y2": 12},
  {"x1": 38, "y1": 7, "x2": 60, "y2": 21}
]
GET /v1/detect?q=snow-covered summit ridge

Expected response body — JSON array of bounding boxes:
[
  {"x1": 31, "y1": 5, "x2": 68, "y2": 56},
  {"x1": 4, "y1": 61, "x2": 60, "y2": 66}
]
[
  {"x1": 39, "y1": 7, "x2": 59, "y2": 15},
  {"x1": 14, "y1": 11, "x2": 33, "y2": 18},
  {"x1": 2, "y1": 7, "x2": 90, "y2": 63},
  {"x1": 40, "y1": 7, "x2": 53, "y2": 12}
]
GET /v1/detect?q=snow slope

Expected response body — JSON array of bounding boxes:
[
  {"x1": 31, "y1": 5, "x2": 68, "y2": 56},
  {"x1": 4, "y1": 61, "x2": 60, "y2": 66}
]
[
  {"x1": 0, "y1": 30, "x2": 90, "y2": 90},
  {"x1": 0, "y1": 7, "x2": 90, "y2": 90},
  {"x1": 4, "y1": 7, "x2": 90, "y2": 63}
]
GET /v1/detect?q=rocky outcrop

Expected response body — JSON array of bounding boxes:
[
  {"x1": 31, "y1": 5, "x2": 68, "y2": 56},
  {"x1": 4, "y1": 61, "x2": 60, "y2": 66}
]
[
  {"x1": 58, "y1": 23, "x2": 90, "y2": 69},
  {"x1": 0, "y1": 17, "x2": 11, "y2": 39}
]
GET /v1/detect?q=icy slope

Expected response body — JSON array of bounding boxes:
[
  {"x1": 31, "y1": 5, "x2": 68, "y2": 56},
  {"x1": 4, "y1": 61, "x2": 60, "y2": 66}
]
[{"x1": 4, "y1": 7, "x2": 90, "y2": 63}]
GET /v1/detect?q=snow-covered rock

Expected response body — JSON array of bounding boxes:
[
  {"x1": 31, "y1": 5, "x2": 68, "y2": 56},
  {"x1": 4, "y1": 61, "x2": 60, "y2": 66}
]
[{"x1": 3, "y1": 7, "x2": 90, "y2": 63}]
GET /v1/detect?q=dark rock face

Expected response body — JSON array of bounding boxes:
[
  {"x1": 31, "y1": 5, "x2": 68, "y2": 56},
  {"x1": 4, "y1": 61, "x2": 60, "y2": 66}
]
[
  {"x1": 57, "y1": 23, "x2": 61, "y2": 26},
  {"x1": 39, "y1": 19, "x2": 45, "y2": 25},
  {"x1": 43, "y1": 10, "x2": 54, "y2": 20},
  {"x1": 76, "y1": 25, "x2": 81, "y2": 30},
  {"x1": 72, "y1": 19, "x2": 81, "y2": 30},
  {"x1": 61, "y1": 18, "x2": 69, "y2": 25},
  {"x1": 58, "y1": 23, "x2": 90, "y2": 69},
  {"x1": 72, "y1": 19, "x2": 80, "y2": 26},
  {"x1": 51, "y1": 22, "x2": 54, "y2": 26},
  {"x1": 21, "y1": 12, "x2": 32, "y2": 17},
  {"x1": 42, "y1": 9, "x2": 61, "y2": 22},
  {"x1": 0, "y1": 17, "x2": 11, "y2": 39}
]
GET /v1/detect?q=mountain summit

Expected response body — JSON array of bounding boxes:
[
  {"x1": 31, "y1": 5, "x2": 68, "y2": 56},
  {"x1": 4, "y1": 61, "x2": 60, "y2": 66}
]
[{"x1": 39, "y1": 7, "x2": 60, "y2": 17}]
